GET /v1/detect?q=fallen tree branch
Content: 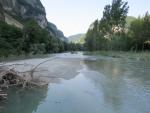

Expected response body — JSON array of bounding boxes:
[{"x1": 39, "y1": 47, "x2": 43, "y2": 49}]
[{"x1": 0, "y1": 57, "x2": 56, "y2": 100}]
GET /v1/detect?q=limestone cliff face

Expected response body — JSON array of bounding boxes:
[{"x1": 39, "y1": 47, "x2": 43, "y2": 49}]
[
  {"x1": 0, "y1": 3, "x2": 5, "y2": 21},
  {"x1": 0, "y1": 0, "x2": 66, "y2": 40},
  {"x1": 48, "y1": 22, "x2": 67, "y2": 41},
  {"x1": 0, "y1": 0, "x2": 47, "y2": 28}
]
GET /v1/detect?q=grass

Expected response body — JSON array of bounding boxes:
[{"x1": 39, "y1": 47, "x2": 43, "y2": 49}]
[{"x1": 84, "y1": 51, "x2": 150, "y2": 61}]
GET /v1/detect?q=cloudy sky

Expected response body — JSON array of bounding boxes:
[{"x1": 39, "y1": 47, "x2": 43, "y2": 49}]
[{"x1": 41, "y1": 0, "x2": 150, "y2": 37}]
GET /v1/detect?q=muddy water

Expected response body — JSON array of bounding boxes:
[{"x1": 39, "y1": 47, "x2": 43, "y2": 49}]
[{"x1": 0, "y1": 52, "x2": 150, "y2": 113}]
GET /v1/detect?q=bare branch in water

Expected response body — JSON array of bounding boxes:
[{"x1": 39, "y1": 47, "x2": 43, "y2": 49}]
[{"x1": 0, "y1": 58, "x2": 56, "y2": 100}]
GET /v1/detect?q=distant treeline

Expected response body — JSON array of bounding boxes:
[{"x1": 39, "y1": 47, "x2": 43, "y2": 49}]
[
  {"x1": 0, "y1": 20, "x2": 82, "y2": 57},
  {"x1": 85, "y1": 0, "x2": 150, "y2": 51}
]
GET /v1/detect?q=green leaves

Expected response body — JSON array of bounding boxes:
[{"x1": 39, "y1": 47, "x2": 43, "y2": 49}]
[
  {"x1": 0, "y1": 20, "x2": 69, "y2": 57},
  {"x1": 102, "y1": 0, "x2": 129, "y2": 33},
  {"x1": 85, "y1": 0, "x2": 129, "y2": 51},
  {"x1": 0, "y1": 21, "x2": 23, "y2": 56},
  {"x1": 22, "y1": 19, "x2": 67, "y2": 54},
  {"x1": 130, "y1": 13, "x2": 150, "y2": 50}
]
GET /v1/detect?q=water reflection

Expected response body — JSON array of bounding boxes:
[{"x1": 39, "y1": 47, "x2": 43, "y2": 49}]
[
  {"x1": 83, "y1": 58, "x2": 150, "y2": 113},
  {"x1": 0, "y1": 86, "x2": 48, "y2": 113},
  {"x1": 1, "y1": 53, "x2": 150, "y2": 113},
  {"x1": 83, "y1": 59, "x2": 125, "y2": 113}
]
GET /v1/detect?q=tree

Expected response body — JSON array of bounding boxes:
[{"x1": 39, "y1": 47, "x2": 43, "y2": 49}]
[
  {"x1": 0, "y1": 21, "x2": 23, "y2": 57},
  {"x1": 111, "y1": 0, "x2": 129, "y2": 28},
  {"x1": 130, "y1": 12, "x2": 150, "y2": 50},
  {"x1": 85, "y1": 0, "x2": 129, "y2": 51},
  {"x1": 143, "y1": 12, "x2": 150, "y2": 50},
  {"x1": 23, "y1": 19, "x2": 50, "y2": 54}
]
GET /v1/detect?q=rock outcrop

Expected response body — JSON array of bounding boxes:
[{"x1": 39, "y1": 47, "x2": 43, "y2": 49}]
[
  {"x1": 47, "y1": 22, "x2": 67, "y2": 41},
  {"x1": 0, "y1": 3, "x2": 5, "y2": 21},
  {"x1": 0, "y1": 0, "x2": 47, "y2": 28},
  {"x1": 0, "y1": 0, "x2": 66, "y2": 40}
]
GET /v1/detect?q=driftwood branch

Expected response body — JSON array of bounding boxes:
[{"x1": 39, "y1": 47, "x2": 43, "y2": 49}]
[{"x1": 0, "y1": 58, "x2": 56, "y2": 100}]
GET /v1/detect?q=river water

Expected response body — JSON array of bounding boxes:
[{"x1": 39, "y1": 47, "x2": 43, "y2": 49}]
[{"x1": 0, "y1": 52, "x2": 150, "y2": 113}]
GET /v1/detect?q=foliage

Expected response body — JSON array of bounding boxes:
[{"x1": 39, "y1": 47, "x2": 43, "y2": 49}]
[
  {"x1": 22, "y1": 19, "x2": 49, "y2": 54},
  {"x1": 130, "y1": 12, "x2": 150, "y2": 50},
  {"x1": 126, "y1": 16, "x2": 136, "y2": 28},
  {"x1": 0, "y1": 19, "x2": 78, "y2": 57},
  {"x1": 85, "y1": 0, "x2": 129, "y2": 51},
  {"x1": 0, "y1": 21, "x2": 23, "y2": 57},
  {"x1": 22, "y1": 19, "x2": 77, "y2": 54},
  {"x1": 85, "y1": 0, "x2": 150, "y2": 51},
  {"x1": 67, "y1": 43, "x2": 85, "y2": 51},
  {"x1": 68, "y1": 34, "x2": 85, "y2": 44}
]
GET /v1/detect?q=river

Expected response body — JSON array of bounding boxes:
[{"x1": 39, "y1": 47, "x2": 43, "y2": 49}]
[{"x1": 0, "y1": 52, "x2": 150, "y2": 113}]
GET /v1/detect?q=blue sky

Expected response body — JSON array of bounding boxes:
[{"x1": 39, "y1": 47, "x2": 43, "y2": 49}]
[{"x1": 41, "y1": 0, "x2": 150, "y2": 37}]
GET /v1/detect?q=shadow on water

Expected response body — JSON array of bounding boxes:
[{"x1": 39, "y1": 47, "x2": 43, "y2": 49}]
[{"x1": 0, "y1": 86, "x2": 48, "y2": 113}]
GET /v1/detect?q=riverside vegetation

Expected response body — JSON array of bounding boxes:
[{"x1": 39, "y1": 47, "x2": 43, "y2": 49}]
[
  {"x1": 0, "y1": 0, "x2": 150, "y2": 108},
  {"x1": 84, "y1": 0, "x2": 150, "y2": 52},
  {"x1": 0, "y1": 20, "x2": 83, "y2": 58},
  {"x1": 0, "y1": 0, "x2": 83, "y2": 100},
  {"x1": 0, "y1": 19, "x2": 82, "y2": 100}
]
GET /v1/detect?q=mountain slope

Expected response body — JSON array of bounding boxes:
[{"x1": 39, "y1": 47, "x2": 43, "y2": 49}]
[
  {"x1": 0, "y1": 0, "x2": 66, "y2": 40},
  {"x1": 47, "y1": 22, "x2": 67, "y2": 41},
  {"x1": 68, "y1": 34, "x2": 85, "y2": 44}
]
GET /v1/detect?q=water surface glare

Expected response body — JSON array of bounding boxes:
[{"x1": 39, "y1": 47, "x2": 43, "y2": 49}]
[{"x1": 0, "y1": 53, "x2": 150, "y2": 113}]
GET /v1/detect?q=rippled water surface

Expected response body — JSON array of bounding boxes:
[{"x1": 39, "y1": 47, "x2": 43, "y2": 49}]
[{"x1": 0, "y1": 53, "x2": 150, "y2": 113}]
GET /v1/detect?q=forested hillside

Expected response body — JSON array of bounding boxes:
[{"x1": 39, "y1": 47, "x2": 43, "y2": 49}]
[
  {"x1": 0, "y1": 20, "x2": 69, "y2": 57},
  {"x1": 0, "y1": 0, "x2": 74, "y2": 57},
  {"x1": 68, "y1": 34, "x2": 85, "y2": 44}
]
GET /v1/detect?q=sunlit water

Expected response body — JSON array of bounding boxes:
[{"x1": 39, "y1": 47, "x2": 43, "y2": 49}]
[{"x1": 0, "y1": 52, "x2": 150, "y2": 113}]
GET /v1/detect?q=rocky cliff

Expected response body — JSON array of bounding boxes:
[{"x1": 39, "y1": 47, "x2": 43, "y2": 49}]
[
  {"x1": 0, "y1": 0, "x2": 66, "y2": 40},
  {"x1": 48, "y1": 22, "x2": 66, "y2": 41},
  {"x1": 0, "y1": 3, "x2": 4, "y2": 21}
]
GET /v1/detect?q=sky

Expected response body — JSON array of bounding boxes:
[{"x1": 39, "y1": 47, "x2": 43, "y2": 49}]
[{"x1": 41, "y1": 0, "x2": 150, "y2": 37}]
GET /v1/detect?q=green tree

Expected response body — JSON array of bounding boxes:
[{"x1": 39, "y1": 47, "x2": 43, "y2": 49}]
[
  {"x1": 23, "y1": 19, "x2": 50, "y2": 54},
  {"x1": 0, "y1": 21, "x2": 23, "y2": 57},
  {"x1": 85, "y1": 0, "x2": 129, "y2": 51},
  {"x1": 130, "y1": 12, "x2": 150, "y2": 50}
]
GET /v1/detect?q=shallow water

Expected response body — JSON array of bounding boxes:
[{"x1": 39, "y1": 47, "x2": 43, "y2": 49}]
[{"x1": 0, "y1": 52, "x2": 150, "y2": 113}]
